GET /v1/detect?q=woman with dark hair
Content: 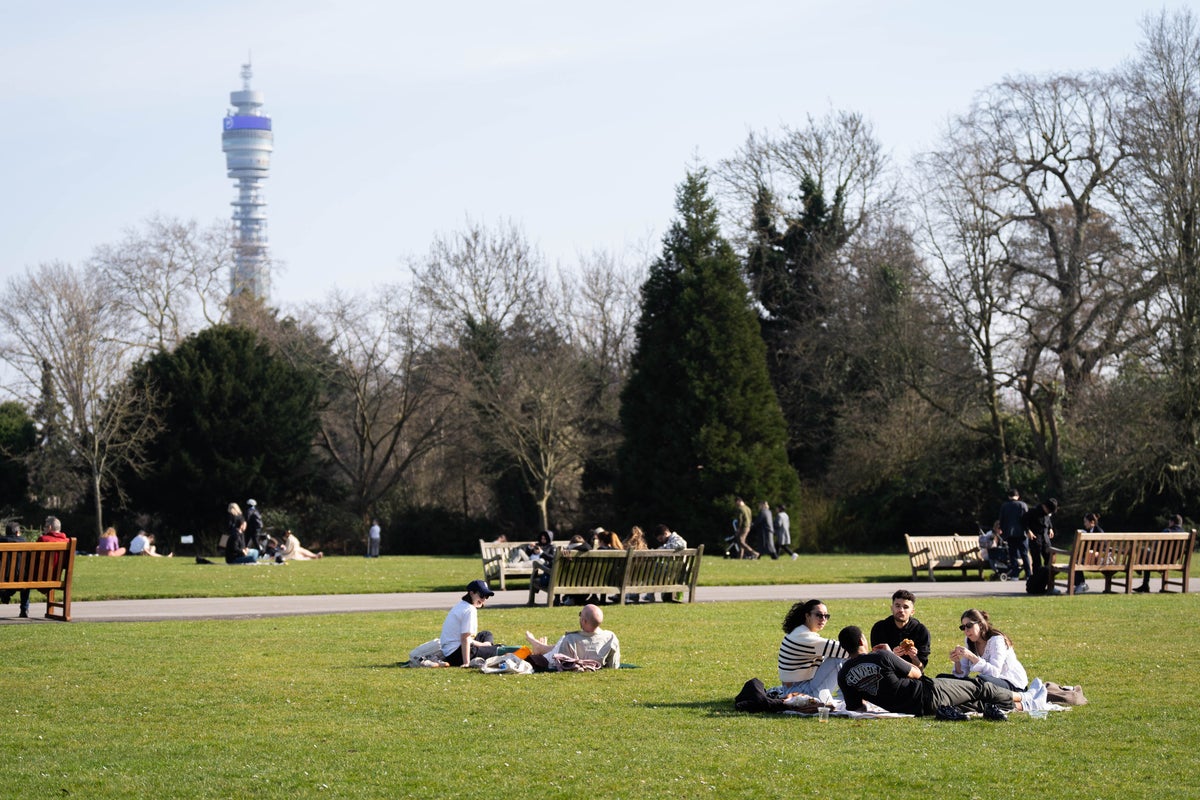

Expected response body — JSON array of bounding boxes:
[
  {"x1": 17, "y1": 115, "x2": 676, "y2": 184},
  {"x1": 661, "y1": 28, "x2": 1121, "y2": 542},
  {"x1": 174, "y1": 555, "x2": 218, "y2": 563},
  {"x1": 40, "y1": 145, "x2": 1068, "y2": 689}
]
[
  {"x1": 950, "y1": 608, "x2": 1028, "y2": 691},
  {"x1": 440, "y1": 580, "x2": 498, "y2": 667},
  {"x1": 777, "y1": 599, "x2": 848, "y2": 696}
]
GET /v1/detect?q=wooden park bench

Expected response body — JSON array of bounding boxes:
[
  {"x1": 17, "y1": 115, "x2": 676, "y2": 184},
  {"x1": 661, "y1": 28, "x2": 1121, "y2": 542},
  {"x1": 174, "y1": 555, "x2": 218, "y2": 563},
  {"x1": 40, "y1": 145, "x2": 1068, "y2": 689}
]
[
  {"x1": 904, "y1": 534, "x2": 987, "y2": 581},
  {"x1": 527, "y1": 546, "x2": 704, "y2": 607},
  {"x1": 1050, "y1": 530, "x2": 1195, "y2": 595},
  {"x1": 0, "y1": 537, "x2": 76, "y2": 621},
  {"x1": 479, "y1": 539, "x2": 542, "y2": 590}
]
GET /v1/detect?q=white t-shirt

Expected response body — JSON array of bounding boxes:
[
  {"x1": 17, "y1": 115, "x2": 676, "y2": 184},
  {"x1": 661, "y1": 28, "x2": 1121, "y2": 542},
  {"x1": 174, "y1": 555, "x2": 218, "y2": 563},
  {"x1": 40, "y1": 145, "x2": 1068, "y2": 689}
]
[
  {"x1": 368, "y1": 524, "x2": 381, "y2": 540},
  {"x1": 439, "y1": 600, "x2": 478, "y2": 657},
  {"x1": 129, "y1": 533, "x2": 149, "y2": 554}
]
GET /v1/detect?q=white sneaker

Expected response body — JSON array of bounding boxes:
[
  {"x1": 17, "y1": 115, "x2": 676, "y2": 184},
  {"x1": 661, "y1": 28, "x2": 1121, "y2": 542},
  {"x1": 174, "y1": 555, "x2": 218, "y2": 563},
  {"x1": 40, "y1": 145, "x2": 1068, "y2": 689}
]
[{"x1": 791, "y1": 553, "x2": 798, "y2": 561}]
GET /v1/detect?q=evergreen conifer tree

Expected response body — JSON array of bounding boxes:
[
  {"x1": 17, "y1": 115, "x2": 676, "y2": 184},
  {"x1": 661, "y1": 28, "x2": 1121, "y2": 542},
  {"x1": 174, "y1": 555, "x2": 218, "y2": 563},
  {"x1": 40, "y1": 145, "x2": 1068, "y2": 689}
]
[{"x1": 617, "y1": 171, "x2": 799, "y2": 545}]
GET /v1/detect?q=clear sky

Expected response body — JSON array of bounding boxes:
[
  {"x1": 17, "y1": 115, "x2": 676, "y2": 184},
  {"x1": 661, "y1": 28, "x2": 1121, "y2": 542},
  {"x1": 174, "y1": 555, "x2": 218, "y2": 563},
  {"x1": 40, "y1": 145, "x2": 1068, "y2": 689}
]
[{"x1": 0, "y1": 1, "x2": 1180, "y2": 308}]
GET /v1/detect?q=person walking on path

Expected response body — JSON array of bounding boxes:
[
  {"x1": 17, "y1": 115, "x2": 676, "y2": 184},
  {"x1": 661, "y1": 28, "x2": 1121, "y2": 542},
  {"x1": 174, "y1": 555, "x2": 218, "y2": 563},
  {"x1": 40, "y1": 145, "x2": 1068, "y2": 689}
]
[
  {"x1": 754, "y1": 500, "x2": 777, "y2": 560},
  {"x1": 734, "y1": 497, "x2": 758, "y2": 560},
  {"x1": 775, "y1": 504, "x2": 798, "y2": 561}
]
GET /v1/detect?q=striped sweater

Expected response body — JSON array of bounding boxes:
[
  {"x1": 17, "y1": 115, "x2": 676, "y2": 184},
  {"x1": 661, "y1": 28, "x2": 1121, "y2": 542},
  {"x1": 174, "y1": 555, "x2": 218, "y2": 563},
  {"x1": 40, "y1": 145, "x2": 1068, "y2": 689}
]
[{"x1": 778, "y1": 625, "x2": 850, "y2": 685}]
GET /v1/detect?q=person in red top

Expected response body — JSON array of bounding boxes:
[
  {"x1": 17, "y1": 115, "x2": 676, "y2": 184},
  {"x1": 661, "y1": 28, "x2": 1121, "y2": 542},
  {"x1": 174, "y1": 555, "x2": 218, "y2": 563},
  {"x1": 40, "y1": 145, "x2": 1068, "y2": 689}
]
[
  {"x1": 37, "y1": 516, "x2": 70, "y2": 574},
  {"x1": 37, "y1": 516, "x2": 69, "y2": 544}
]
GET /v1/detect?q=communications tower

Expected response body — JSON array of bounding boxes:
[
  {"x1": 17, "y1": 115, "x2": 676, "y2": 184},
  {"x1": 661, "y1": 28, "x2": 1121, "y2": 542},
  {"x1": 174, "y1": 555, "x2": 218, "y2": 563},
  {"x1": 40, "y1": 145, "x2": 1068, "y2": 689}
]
[{"x1": 221, "y1": 62, "x2": 273, "y2": 298}]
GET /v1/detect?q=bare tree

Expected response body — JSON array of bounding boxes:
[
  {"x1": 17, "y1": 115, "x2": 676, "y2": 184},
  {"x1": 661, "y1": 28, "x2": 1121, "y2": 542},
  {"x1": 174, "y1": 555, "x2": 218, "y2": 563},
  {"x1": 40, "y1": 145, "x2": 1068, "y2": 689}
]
[
  {"x1": 0, "y1": 263, "x2": 159, "y2": 537},
  {"x1": 413, "y1": 219, "x2": 549, "y2": 341},
  {"x1": 913, "y1": 139, "x2": 1016, "y2": 486},
  {"x1": 939, "y1": 73, "x2": 1159, "y2": 492},
  {"x1": 717, "y1": 109, "x2": 895, "y2": 244},
  {"x1": 308, "y1": 285, "x2": 454, "y2": 517},
  {"x1": 1093, "y1": 7, "x2": 1200, "y2": 504},
  {"x1": 411, "y1": 221, "x2": 590, "y2": 531},
  {"x1": 89, "y1": 216, "x2": 232, "y2": 351}
]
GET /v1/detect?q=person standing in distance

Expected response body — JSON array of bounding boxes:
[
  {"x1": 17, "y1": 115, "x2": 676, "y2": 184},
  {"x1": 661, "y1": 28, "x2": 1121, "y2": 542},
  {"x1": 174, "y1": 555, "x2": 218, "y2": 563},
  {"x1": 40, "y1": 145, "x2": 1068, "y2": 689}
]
[
  {"x1": 367, "y1": 518, "x2": 381, "y2": 558},
  {"x1": 1023, "y1": 498, "x2": 1058, "y2": 594},
  {"x1": 999, "y1": 489, "x2": 1029, "y2": 581}
]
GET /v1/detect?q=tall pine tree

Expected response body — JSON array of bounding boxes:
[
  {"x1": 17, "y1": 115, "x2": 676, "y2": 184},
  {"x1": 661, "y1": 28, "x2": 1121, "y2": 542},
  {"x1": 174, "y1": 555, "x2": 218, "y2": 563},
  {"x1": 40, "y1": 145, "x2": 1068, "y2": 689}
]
[{"x1": 617, "y1": 171, "x2": 799, "y2": 544}]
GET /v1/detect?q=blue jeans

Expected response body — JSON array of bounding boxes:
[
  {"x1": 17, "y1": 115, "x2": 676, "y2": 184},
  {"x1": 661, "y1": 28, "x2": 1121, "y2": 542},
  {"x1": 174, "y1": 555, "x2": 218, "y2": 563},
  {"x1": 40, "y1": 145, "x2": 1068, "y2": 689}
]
[
  {"x1": 782, "y1": 656, "x2": 846, "y2": 699},
  {"x1": 228, "y1": 548, "x2": 259, "y2": 564}
]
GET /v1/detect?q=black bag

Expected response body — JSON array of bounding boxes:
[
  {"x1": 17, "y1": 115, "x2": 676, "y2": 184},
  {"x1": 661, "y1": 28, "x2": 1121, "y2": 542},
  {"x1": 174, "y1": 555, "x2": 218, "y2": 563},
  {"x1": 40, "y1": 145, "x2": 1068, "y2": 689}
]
[
  {"x1": 734, "y1": 678, "x2": 789, "y2": 713},
  {"x1": 1026, "y1": 566, "x2": 1050, "y2": 595}
]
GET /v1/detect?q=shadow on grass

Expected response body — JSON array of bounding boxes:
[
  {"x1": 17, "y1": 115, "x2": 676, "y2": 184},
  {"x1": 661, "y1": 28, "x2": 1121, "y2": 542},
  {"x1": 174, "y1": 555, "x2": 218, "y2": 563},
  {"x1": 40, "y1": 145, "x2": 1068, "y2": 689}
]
[{"x1": 643, "y1": 699, "x2": 734, "y2": 715}]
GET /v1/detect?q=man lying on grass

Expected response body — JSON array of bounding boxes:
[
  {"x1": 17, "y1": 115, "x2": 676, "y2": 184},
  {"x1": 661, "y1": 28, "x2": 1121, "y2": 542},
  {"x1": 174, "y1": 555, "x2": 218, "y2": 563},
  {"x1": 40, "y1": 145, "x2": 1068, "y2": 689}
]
[
  {"x1": 836, "y1": 625, "x2": 1049, "y2": 721},
  {"x1": 524, "y1": 603, "x2": 620, "y2": 671}
]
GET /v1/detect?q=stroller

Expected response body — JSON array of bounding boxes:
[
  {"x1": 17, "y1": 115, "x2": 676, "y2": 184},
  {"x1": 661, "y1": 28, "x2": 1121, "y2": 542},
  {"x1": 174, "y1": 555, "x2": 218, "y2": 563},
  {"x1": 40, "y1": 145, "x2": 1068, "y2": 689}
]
[{"x1": 978, "y1": 526, "x2": 1011, "y2": 580}]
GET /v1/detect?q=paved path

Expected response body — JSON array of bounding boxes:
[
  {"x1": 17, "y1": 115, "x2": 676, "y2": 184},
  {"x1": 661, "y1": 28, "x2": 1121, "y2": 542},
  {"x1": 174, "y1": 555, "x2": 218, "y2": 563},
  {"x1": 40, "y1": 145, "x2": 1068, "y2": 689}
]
[{"x1": 6, "y1": 576, "x2": 1195, "y2": 623}]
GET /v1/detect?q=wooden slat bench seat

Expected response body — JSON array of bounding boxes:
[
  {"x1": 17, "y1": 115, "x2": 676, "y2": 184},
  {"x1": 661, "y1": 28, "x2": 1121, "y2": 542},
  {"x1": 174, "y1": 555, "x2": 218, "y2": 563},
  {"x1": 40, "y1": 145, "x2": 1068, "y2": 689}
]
[
  {"x1": 1050, "y1": 530, "x2": 1195, "y2": 595},
  {"x1": 0, "y1": 537, "x2": 76, "y2": 621},
  {"x1": 904, "y1": 534, "x2": 986, "y2": 581},
  {"x1": 480, "y1": 539, "x2": 543, "y2": 590},
  {"x1": 527, "y1": 546, "x2": 704, "y2": 607}
]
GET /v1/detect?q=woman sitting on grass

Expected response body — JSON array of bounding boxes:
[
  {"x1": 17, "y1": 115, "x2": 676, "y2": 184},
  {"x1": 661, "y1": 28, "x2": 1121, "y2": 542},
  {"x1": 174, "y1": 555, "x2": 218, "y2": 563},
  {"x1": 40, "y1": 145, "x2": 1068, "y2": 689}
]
[
  {"x1": 279, "y1": 530, "x2": 323, "y2": 560},
  {"x1": 949, "y1": 608, "x2": 1028, "y2": 691},
  {"x1": 777, "y1": 599, "x2": 848, "y2": 697},
  {"x1": 95, "y1": 527, "x2": 126, "y2": 557}
]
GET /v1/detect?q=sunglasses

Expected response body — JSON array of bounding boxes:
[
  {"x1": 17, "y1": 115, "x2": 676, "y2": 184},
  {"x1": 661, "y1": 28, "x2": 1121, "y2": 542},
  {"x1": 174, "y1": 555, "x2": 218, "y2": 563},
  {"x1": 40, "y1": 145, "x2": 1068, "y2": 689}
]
[
  {"x1": 811, "y1": 612, "x2": 831, "y2": 620},
  {"x1": 959, "y1": 622, "x2": 977, "y2": 630}
]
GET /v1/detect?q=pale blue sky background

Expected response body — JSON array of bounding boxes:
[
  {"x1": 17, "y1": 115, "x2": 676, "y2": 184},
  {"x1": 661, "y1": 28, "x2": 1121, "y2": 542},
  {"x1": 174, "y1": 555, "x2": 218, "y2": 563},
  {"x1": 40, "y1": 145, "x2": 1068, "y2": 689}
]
[{"x1": 0, "y1": 1, "x2": 1182, "y2": 307}]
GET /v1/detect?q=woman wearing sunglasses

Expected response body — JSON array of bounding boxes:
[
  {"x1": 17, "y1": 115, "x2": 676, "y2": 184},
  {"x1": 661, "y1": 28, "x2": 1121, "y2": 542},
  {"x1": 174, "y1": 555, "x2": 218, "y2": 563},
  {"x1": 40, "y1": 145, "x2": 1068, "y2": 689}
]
[
  {"x1": 777, "y1": 599, "x2": 848, "y2": 697},
  {"x1": 949, "y1": 608, "x2": 1028, "y2": 691}
]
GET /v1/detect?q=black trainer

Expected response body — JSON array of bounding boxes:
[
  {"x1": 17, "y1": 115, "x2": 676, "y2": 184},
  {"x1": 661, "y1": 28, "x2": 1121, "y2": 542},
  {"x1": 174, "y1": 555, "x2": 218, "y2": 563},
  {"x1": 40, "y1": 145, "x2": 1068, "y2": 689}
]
[
  {"x1": 982, "y1": 704, "x2": 1008, "y2": 721},
  {"x1": 935, "y1": 705, "x2": 969, "y2": 721}
]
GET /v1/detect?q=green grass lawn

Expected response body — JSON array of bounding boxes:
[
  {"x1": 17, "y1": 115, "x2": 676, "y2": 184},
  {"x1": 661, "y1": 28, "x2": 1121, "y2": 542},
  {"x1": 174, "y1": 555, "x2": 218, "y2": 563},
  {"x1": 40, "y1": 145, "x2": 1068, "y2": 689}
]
[
  {"x1": 72, "y1": 552, "x2": 920, "y2": 600},
  {"x1": 3, "y1": 593, "x2": 1195, "y2": 798}
]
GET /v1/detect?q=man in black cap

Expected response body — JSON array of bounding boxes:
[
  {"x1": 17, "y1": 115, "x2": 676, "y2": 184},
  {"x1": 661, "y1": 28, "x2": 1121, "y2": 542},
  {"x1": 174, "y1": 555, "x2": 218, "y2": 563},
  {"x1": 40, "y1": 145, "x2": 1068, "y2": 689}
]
[{"x1": 440, "y1": 579, "x2": 498, "y2": 667}]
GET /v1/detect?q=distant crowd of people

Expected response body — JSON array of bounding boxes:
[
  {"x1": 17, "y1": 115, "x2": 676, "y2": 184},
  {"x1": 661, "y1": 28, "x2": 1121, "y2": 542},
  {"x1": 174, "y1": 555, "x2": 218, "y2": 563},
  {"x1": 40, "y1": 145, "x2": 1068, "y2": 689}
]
[
  {"x1": 224, "y1": 499, "x2": 323, "y2": 565},
  {"x1": 500, "y1": 522, "x2": 689, "y2": 604},
  {"x1": 985, "y1": 487, "x2": 1187, "y2": 594}
]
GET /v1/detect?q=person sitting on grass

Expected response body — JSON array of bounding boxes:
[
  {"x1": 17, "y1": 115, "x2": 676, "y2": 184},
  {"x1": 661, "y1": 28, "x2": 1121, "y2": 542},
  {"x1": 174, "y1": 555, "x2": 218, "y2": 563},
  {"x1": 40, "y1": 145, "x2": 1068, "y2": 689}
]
[
  {"x1": 524, "y1": 603, "x2": 620, "y2": 671},
  {"x1": 129, "y1": 530, "x2": 171, "y2": 557},
  {"x1": 440, "y1": 580, "x2": 498, "y2": 667},
  {"x1": 837, "y1": 625, "x2": 1047, "y2": 721},
  {"x1": 949, "y1": 608, "x2": 1028, "y2": 691},
  {"x1": 869, "y1": 589, "x2": 931, "y2": 668},
  {"x1": 279, "y1": 530, "x2": 323, "y2": 560},
  {"x1": 96, "y1": 527, "x2": 126, "y2": 557},
  {"x1": 777, "y1": 599, "x2": 848, "y2": 698}
]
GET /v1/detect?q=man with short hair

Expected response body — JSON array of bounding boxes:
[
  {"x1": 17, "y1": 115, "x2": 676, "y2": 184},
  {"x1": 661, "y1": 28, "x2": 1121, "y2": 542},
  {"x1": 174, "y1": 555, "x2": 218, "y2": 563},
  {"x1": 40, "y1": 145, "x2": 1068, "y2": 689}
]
[
  {"x1": 999, "y1": 489, "x2": 1029, "y2": 580},
  {"x1": 869, "y1": 589, "x2": 931, "y2": 668},
  {"x1": 525, "y1": 603, "x2": 620, "y2": 671},
  {"x1": 837, "y1": 626, "x2": 1043, "y2": 720}
]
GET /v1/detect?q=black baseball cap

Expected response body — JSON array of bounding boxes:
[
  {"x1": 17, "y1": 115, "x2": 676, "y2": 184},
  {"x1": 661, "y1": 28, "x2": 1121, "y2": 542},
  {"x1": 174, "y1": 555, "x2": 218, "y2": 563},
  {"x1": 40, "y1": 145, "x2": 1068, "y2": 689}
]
[{"x1": 467, "y1": 579, "x2": 495, "y2": 598}]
